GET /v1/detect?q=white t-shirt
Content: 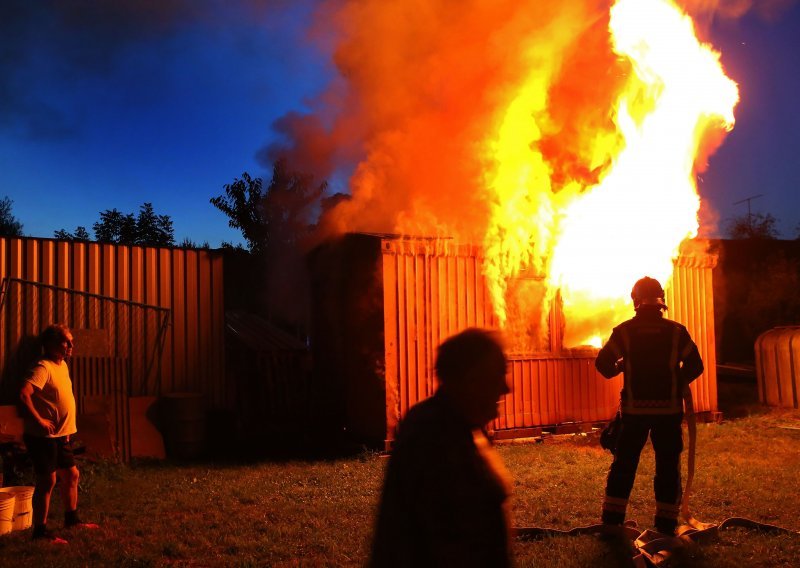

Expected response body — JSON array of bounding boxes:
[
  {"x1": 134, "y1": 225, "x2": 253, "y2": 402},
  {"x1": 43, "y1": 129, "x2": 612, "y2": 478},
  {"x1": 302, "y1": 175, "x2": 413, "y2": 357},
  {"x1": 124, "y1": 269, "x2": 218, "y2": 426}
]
[{"x1": 24, "y1": 359, "x2": 78, "y2": 438}]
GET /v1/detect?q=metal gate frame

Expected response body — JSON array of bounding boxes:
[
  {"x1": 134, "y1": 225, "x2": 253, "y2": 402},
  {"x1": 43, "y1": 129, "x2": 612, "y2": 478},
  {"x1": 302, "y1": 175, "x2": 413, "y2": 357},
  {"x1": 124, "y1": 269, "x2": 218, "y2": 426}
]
[{"x1": 0, "y1": 277, "x2": 171, "y2": 460}]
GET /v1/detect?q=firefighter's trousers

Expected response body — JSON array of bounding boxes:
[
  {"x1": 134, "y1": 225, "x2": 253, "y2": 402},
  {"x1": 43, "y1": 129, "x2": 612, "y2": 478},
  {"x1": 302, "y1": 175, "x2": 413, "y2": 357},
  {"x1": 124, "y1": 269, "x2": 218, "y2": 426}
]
[{"x1": 602, "y1": 412, "x2": 683, "y2": 534}]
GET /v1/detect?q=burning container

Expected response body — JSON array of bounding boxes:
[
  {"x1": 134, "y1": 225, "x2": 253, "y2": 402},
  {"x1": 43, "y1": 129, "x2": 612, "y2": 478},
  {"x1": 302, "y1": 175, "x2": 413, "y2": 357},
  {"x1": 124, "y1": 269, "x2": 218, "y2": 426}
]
[{"x1": 310, "y1": 233, "x2": 718, "y2": 448}]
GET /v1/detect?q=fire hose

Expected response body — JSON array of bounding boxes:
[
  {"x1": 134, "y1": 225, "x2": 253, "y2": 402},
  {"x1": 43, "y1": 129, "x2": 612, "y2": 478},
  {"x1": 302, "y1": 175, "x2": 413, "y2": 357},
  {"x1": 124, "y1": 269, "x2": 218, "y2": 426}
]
[{"x1": 515, "y1": 389, "x2": 799, "y2": 567}]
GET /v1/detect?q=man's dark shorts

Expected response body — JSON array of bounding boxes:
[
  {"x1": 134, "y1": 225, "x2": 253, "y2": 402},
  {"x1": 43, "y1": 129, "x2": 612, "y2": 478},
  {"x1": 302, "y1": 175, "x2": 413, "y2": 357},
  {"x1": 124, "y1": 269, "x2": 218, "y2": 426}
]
[{"x1": 23, "y1": 435, "x2": 75, "y2": 475}]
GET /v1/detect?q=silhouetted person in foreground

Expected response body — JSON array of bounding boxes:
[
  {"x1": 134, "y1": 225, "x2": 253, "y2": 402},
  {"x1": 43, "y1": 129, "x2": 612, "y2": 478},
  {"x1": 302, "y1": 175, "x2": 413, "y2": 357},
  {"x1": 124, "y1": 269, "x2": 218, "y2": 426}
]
[
  {"x1": 596, "y1": 277, "x2": 704, "y2": 535},
  {"x1": 370, "y1": 328, "x2": 513, "y2": 567},
  {"x1": 19, "y1": 324, "x2": 98, "y2": 543}
]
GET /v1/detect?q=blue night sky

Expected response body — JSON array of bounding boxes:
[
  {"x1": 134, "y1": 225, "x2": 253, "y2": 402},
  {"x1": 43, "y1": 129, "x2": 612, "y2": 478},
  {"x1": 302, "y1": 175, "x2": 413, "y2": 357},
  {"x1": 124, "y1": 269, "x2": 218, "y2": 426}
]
[{"x1": 1, "y1": 0, "x2": 799, "y2": 246}]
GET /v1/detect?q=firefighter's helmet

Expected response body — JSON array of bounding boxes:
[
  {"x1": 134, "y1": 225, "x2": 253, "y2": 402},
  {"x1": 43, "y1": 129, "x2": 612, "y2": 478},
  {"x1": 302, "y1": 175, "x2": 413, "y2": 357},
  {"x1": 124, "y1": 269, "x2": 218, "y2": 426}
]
[{"x1": 631, "y1": 276, "x2": 667, "y2": 310}]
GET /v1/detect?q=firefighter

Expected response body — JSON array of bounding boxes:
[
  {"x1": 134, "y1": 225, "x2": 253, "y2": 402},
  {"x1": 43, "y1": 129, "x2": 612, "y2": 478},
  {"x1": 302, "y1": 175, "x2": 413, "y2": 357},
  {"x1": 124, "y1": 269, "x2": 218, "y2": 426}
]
[{"x1": 596, "y1": 276, "x2": 704, "y2": 535}]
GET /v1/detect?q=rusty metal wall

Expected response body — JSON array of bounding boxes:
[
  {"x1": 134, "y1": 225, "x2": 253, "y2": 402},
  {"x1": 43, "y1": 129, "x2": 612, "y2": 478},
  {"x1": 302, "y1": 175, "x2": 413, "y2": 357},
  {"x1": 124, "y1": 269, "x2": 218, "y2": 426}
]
[
  {"x1": 0, "y1": 237, "x2": 226, "y2": 410},
  {"x1": 381, "y1": 236, "x2": 719, "y2": 442},
  {"x1": 755, "y1": 326, "x2": 800, "y2": 409}
]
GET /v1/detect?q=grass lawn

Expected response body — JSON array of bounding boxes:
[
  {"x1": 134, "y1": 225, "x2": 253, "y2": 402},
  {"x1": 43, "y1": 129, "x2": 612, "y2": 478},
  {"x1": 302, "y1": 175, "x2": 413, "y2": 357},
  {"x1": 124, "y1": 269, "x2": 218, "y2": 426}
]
[{"x1": 0, "y1": 409, "x2": 798, "y2": 567}]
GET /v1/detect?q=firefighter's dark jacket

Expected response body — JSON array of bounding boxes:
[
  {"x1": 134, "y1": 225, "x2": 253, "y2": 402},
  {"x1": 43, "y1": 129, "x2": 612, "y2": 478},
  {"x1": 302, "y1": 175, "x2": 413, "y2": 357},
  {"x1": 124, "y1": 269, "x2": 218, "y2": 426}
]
[{"x1": 595, "y1": 308, "x2": 704, "y2": 415}]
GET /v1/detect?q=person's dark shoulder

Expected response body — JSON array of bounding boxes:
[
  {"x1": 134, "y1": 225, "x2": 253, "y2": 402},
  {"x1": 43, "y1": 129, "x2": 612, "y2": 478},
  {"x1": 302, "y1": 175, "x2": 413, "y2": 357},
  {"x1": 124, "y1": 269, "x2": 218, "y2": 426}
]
[
  {"x1": 659, "y1": 317, "x2": 689, "y2": 334},
  {"x1": 394, "y1": 395, "x2": 467, "y2": 452},
  {"x1": 397, "y1": 397, "x2": 447, "y2": 438},
  {"x1": 614, "y1": 318, "x2": 636, "y2": 333}
]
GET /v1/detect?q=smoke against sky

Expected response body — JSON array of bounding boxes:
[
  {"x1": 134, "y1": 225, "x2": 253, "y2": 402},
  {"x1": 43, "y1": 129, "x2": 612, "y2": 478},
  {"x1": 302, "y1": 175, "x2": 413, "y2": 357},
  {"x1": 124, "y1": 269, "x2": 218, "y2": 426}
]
[
  {"x1": 1, "y1": 0, "x2": 198, "y2": 139},
  {"x1": 0, "y1": 0, "x2": 798, "y2": 244},
  {"x1": 265, "y1": 0, "x2": 797, "y2": 244}
]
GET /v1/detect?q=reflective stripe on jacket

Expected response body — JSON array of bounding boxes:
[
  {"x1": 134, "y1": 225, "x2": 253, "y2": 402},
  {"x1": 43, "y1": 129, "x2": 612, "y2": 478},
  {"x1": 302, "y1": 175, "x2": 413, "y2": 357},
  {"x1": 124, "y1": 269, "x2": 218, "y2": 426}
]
[{"x1": 595, "y1": 310, "x2": 704, "y2": 415}]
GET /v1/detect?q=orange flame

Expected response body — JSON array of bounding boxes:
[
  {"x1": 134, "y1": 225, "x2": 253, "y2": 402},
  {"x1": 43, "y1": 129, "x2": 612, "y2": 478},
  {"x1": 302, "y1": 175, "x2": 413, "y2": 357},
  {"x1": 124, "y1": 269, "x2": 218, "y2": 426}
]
[
  {"x1": 288, "y1": 0, "x2": 740, "y2": 350},
  {"x1": 483, "y1": 0, "x2": 738, "y2": 347}
]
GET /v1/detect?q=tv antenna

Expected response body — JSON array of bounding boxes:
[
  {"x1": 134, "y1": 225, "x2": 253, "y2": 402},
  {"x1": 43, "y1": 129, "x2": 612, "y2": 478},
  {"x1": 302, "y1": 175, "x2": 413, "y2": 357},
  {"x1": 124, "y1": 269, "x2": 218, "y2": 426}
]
[{"x1": 733, "y1": 194, "x2": 764, "y2": 218}]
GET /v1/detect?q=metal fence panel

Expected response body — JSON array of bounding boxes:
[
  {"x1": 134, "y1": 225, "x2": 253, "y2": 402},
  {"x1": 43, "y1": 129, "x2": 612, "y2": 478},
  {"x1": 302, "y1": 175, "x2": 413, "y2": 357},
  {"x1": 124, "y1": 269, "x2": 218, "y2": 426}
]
[{"x1": 0, "y1": 237, "x2": 227, "y2": 460}]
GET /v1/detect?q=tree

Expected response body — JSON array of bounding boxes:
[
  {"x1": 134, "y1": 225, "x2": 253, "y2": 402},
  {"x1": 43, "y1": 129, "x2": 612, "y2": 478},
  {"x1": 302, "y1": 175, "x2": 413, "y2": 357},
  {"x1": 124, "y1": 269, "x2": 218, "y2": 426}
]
[
  {"x1": 179, "y1": 237, "x2": 210, "y2": 249},
  {"x1": 54, "y1": 226, "x2": 90, "y2": 241},
  {"x1": 0, "y1": 196, "x2": 24, "y2": 236},
  {"x1": 210, "y1": 161, "x2": 327, "y2": 255},
  {"x1": 93, "y1": 209, "x2": 136, "y2": 244},
  {"x1": 724, "y1": 212, "x2": 780, "y2": 240},
  {"x1": 91, "y1": 203, "x2": 174, "y2": 247},
  {"x1": 136, "y1": 203, "x2": 174, "y2": 247},
  {"x1": 210, "y1": 172, "x2": 268, "y2": 254},
  {"x1": 56, "y1": 204, "x2": 175, "y2": 246},
  {"x1": 211, "y1": 161, "x2": 327, "y2": 328}
]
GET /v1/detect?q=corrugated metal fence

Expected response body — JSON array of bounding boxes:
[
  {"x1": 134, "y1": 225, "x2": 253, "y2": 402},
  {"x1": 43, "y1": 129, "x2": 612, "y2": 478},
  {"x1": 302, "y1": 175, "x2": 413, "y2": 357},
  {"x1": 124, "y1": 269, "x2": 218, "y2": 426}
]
[
  {"x1": 0, "y1": 237, "x2": 226, "y2": 459},
  {"x1": 666, "y1": 253, "x2": 718, "y2": 416},
  {"x1": 379, "y1": 236, "x2": 718, "y2": 443}
]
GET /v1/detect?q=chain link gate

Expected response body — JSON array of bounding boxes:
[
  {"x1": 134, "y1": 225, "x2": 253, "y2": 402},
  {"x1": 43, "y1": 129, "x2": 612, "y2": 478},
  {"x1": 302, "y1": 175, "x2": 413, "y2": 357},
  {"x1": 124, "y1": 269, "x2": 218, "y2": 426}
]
[{"x1": 0, "y1": 277, "x2": 170, "y2": 461}]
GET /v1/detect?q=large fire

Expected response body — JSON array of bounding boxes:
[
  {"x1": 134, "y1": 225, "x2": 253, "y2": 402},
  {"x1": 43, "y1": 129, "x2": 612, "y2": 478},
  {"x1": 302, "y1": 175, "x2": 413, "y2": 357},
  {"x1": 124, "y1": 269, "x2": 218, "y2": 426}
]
[
  {"x1": 485, "y1": 0, "x2": 738, "y2": 347},
  {"x1": 282, "y1": 0, "x2": 739, "y2": 348}
]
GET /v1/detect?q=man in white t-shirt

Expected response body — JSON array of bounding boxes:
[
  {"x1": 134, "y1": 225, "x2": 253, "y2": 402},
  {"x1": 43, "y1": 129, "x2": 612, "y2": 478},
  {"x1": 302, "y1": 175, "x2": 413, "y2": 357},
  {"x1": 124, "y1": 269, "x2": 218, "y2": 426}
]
[{"x1": 19, "y1": 324, "x2": 97, "y2": 543}]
